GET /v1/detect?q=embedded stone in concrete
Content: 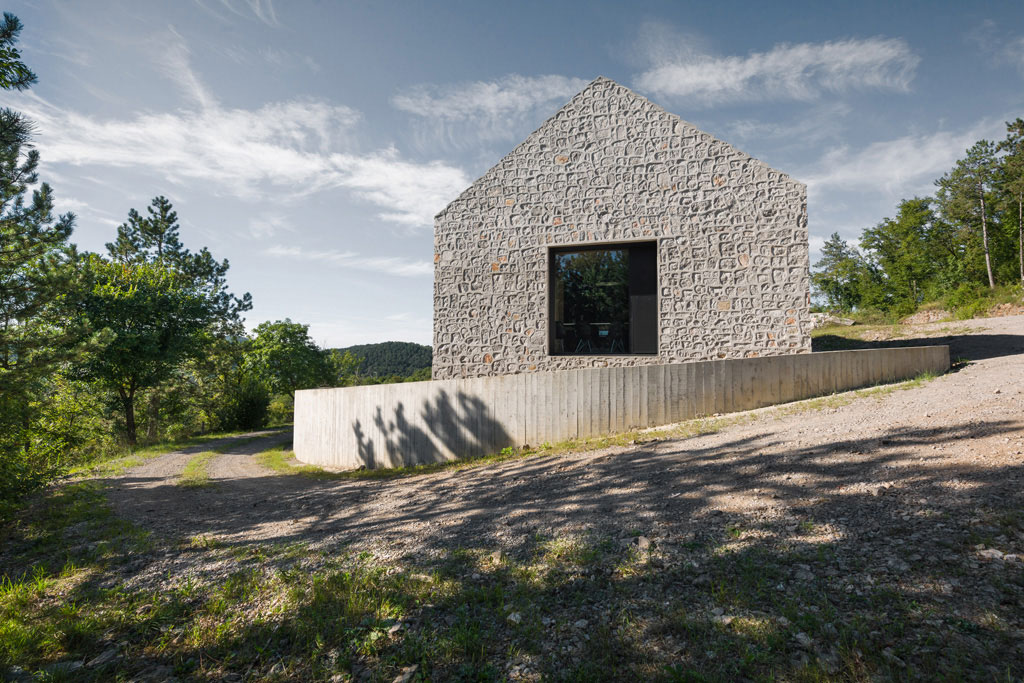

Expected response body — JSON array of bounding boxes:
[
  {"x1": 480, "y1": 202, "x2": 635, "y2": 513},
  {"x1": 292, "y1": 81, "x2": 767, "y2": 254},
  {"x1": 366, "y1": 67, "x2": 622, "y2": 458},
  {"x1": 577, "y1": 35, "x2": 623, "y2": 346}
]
[{"x1": 433, "y1": 76, "x2": 810, "y2": 380}]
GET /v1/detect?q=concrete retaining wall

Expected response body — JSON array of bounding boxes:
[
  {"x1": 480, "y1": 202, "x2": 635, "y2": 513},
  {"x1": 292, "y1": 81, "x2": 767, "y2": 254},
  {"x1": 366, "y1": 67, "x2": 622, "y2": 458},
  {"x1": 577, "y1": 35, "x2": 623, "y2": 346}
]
[{"x1": 295, "y1": 346, "x2": 950, "y2": 470}]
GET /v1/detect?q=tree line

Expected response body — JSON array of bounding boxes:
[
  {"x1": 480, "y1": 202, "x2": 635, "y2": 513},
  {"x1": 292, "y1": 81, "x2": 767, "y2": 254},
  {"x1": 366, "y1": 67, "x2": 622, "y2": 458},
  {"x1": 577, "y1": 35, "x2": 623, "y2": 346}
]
[
  {"x1": 0, "y1": 15, "x2": 398, "y2": 504},
  {"x1": 812, "y1": 122, "x2": 1024, "y2": 318},
  {"x1": 332, "y1": 341, "x2": 432, "y2": 380}
]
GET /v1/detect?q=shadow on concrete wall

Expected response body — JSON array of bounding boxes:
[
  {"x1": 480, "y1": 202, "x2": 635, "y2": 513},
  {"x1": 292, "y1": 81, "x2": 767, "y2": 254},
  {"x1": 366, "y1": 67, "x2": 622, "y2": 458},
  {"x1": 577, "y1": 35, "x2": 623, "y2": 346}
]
[{"x1": 352, "y1": 390, "x2": 512, "y2": 469}]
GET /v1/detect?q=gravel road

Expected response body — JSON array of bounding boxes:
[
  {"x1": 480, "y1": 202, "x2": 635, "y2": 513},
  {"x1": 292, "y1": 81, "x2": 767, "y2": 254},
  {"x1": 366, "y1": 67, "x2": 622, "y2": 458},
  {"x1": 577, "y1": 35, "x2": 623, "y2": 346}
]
[{"x1": 106, "y1": 316, "x2": 1024, "y2": 592}]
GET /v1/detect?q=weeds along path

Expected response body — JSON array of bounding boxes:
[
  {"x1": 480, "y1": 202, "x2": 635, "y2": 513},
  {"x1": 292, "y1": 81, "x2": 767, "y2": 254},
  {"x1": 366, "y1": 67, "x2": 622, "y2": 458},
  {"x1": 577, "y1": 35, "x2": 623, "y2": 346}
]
[
  {"x1": 14, "y1": 314, "x2": 1023, "y2": 680},
  {"x1": 102, "y1": 316, "x2": 1024, "y2": 570},
  {"x1": 104, "y1": 429, "x2": 297, "y2": 542}
]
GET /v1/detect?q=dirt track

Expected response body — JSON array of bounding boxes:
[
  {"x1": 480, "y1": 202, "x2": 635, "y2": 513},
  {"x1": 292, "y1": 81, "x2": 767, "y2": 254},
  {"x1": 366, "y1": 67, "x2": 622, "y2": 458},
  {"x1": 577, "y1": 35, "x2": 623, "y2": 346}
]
[{"x1": 103, "y1": 316, "x2": 1024, "y2": 596}]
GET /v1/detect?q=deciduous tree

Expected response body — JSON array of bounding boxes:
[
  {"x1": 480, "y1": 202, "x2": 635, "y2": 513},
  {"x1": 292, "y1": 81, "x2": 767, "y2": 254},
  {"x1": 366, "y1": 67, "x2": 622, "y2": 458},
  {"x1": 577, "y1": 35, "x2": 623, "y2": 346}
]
[
  {"x1": 811, "y1": 233, "x2": 864, "y2": 312},
  {"x1": 246, "y1": 319, "x2": 332, "y2": 399},
  {"x1": 81, "y1": 198, "x2": 251, "y2": 445},
  {"x1": 936, "y1": 140, "x2": 999, "y2": 289}
]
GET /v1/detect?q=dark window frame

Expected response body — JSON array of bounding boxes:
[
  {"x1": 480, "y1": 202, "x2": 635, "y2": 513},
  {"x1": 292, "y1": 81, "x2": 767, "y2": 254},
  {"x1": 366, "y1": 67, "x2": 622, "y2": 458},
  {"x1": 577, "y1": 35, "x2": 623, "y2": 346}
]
[{"x1": 547, "y1": 240, "x2": 659, "y2": 357}]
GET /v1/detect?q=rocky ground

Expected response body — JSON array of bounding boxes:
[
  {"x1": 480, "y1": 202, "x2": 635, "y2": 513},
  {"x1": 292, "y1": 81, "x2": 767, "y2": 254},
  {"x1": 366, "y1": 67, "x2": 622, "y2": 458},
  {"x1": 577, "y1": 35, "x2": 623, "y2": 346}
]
[{"x1": 3, "y1": 315, "x2": 1024, "y2": 681}]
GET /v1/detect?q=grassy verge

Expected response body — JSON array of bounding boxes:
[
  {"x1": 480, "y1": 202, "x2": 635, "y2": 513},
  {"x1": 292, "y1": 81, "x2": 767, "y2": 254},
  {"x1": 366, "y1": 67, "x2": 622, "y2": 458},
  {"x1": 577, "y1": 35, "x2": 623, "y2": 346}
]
[
  {"x1": 255, "y1": 413, "x2": 739, "y2": 483},
  {"x1": 2, "y1": 480, "x2": 1019, "y2": 680},
  {"x1": 176, "y1": 435, "x2": 283, "y2": 488},
  {"x1": 177, "y1": 452, "x2": 217, "y2": 488},
  {"x1": 71, "y1": 428, "x2": 287, "y2": 479},
  {"x1": 811, "y1": 322, "x2": 975, "y2": 352}
]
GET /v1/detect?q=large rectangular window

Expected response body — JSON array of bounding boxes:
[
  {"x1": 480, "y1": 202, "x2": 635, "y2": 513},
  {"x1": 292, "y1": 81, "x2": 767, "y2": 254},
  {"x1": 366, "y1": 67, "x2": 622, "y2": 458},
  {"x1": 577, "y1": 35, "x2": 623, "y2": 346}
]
[{"x1": 549, "y1": 242, "x2": 658, "y2": 355}]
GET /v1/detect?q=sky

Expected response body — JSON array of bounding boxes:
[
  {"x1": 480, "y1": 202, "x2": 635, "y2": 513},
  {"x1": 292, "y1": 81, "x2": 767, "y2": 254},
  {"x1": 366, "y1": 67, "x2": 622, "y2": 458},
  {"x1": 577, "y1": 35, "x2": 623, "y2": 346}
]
[{"x1": 5, "y1": 0, "x2": 1024, "y2": 347}]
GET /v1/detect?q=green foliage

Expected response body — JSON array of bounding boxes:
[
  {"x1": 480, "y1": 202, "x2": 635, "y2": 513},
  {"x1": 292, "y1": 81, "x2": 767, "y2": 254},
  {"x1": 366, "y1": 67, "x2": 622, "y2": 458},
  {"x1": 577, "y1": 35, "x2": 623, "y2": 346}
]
[
  {"x1": 266, "y1": 394, "x2": 294, "y2": 426},
  {"x1": 997, "y1": 118, "x2": 1024, "y2": 286},
  {"x1": 810, "y1": 233, "x2": 864, "y2": 312},
  {"x1": 246, "y1": 319, "x2": 333, "y2": 399},
  {"x1": 0, "y1": 15, "x2": 90, "y2": 503},
  {"x1": 813, "y1": 119, "x2": 1024, "y2": 318},
  {"x1": 77, "y1": 197, "x2": 251, "y2": 445},
  {"x1": 78, "y1": 256, "x2": 216, "y2": 444},
  {"x1": 332, "y1": 341, "x2": 432, "y2": 379},
  {"x1": 935, "y1": 140, "x2": 1000, "y2": 288},
  {"x1": 216, "y1": 374, "x2": 270, "y2": 431},
  {"x1": 860, "y1": 198, "x2": 940, "y2": 310},
  {"x1": 326, "y1": 348, "x2": 362, "y2": 387},
  {"x1": 0, "y1": 13, "x2": 35, "y2": 91}
]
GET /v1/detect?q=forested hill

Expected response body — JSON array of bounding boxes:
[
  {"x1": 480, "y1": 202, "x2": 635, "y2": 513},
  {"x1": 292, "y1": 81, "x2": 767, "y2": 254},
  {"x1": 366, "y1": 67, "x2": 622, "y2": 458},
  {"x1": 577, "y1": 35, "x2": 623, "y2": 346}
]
[{"x1": 334, "y1": 341, "x2": 432, "y2": 378}]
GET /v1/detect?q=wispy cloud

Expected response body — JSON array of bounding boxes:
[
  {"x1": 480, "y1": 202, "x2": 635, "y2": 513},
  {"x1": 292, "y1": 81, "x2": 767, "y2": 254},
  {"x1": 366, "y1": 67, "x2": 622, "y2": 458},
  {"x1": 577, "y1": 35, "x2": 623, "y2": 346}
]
[
  {"x1": 392, "y1": 74, "x2": 589, "y2": 148},
  {"x1": 968, "y1": 21, "x2": 1024, "y2": 75},
  {"x1": 158, "y1": 27, "x2": 217, "y2": 109},
  {"x1": 265, "y1": 245, "x2": 432, "y2": 277},
  {"x1": 724, "y1": 103, "x2": 852, "y2": 147},
  {"x1": 634, "y1": 27, "x2": 919, "y2": 105},
  {"x1": 1005, "y1": 37, "x2": 1024, "y2": 74},
  {"x1": 801, "y1": 119, "x2": 1004, "y2": 199},
  {"x1": 52, "y1": 196, "x2": 94, "y2": 215},
  {"x1": 194, "y1": 0, "x2": 279, "y2": 27},
  {"x1": 394, "y1": 74, "x2": 589, "y2": 120},
  {"x1": 247, "y1": 214, "x2": 293, "y2": 240},
  {"x1": 12, "y1": 33, "x2": 469, "y2": 228}
]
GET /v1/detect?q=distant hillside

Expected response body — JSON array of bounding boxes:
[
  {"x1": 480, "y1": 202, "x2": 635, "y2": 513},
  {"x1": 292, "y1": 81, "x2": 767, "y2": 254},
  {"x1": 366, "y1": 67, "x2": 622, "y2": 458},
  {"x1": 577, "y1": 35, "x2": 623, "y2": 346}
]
[{"x1": 335, "y1": 341, "x2": 432, "y2": 378}]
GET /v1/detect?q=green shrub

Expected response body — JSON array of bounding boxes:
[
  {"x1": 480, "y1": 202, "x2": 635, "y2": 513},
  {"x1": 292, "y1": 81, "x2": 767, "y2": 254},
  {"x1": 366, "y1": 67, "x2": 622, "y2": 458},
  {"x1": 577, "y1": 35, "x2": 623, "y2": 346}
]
[
  {"x1": 217, "y1": 377, "x2": 270, "y2": 431},
  {"x1": 943, "y1": 282, "x2": 986, "y2": 312},
  {"x1": 942, "y1": 282, "x2": 1022, "y2": 319},
  {"x1": 267, "y1": 394, "x2": 293, "y2": 426}
]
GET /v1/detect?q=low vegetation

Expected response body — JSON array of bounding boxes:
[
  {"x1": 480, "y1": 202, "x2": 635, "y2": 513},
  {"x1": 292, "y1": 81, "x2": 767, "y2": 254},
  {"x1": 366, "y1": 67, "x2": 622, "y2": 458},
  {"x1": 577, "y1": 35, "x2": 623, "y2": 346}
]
[{"x1": 2, "y1": 466, "x2": 1019, "y2": 681}]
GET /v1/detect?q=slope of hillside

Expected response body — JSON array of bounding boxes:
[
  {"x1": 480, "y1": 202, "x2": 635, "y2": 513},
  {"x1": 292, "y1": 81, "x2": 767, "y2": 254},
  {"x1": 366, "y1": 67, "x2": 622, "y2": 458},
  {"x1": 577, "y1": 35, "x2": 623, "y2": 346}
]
[{"x1": 335, "y1": 341, "x2": 432, "y2": 378}]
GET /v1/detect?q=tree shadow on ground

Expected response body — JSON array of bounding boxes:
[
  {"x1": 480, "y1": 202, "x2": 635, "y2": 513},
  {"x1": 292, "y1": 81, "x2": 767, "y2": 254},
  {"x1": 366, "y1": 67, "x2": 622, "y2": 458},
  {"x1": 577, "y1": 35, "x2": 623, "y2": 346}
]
[
  {"x1": 10, "y1": 413, "x2": 1024, "y2": 679},
  {"x1": 813, "y1": 331, "x2": 1024, "y2": 361}
]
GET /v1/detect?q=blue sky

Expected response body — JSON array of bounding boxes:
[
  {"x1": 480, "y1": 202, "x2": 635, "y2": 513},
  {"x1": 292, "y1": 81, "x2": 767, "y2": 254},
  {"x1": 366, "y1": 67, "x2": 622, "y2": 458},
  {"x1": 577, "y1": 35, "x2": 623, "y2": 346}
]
[{"x1": 6, "y1": 0, "x2": 1024, "y2": 346}]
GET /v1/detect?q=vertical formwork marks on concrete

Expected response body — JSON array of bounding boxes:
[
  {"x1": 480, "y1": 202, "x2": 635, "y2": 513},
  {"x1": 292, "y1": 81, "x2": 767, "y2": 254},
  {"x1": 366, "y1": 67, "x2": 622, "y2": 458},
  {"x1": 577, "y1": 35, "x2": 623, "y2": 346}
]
[{"x1": 295, "y1": 346, "x2": 951, "y2": 469}]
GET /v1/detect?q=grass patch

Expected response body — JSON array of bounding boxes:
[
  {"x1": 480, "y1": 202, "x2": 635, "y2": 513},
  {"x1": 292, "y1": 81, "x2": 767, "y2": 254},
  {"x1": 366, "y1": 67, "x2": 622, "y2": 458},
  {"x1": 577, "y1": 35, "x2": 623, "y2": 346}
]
[
  {"x1": 178, "y1": 452, "x2": 216, "y2": 488},
  {"x1": 2, "y1": 480, "x2": 1020, "y2": 681},
  {"x1": 812, "y1": 322, "x2": 975, "y2": 351},
  {"x1": 256, "y1": 445, "x2": 330, "y2": 477},
  {"x1": 71, "y1": 428, "x2": 286, "y2": 479}
]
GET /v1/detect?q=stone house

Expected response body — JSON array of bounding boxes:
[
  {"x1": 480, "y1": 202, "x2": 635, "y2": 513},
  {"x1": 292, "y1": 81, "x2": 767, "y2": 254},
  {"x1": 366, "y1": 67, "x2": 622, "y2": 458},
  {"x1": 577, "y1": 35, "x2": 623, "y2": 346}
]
[{"x1": 432, "y1": 76, "x2": 809, "y2": 380}]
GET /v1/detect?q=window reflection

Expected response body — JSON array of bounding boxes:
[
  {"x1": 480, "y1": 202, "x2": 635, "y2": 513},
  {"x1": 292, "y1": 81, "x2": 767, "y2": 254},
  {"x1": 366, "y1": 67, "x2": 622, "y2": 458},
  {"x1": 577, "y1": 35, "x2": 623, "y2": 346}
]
[{"x1": 550, "y1": 242, "x2": 657, "y2": 355}]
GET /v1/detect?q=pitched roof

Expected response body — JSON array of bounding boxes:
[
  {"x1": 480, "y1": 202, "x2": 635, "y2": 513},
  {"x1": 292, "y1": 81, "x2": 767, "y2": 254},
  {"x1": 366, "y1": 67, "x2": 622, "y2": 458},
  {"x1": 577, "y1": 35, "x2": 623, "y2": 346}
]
[{"x1": 435, "y1": 76, "x2": 801, "y2": 221}]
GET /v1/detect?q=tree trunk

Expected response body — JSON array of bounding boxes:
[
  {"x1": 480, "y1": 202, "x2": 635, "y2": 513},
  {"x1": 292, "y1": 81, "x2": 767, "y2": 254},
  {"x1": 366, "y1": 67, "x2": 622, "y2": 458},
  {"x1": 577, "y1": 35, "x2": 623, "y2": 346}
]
[
  {"x1": 1019, "y1": 192, "x2": 1023, "y2": 287},
  {"x1": 980, "y1": 184, "x2": 995, "y2": 289},
  {"x1": 119, "y1": 385, "x2": 137, "y2": 446},
  {"x1": 146, "y1": 393, "x2": 159, "y2": 442}
]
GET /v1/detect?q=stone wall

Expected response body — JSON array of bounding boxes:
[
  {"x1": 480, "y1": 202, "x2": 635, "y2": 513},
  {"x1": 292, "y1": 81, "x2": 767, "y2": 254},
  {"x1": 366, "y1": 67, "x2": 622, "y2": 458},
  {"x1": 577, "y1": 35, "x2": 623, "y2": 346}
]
[{"x1": 432, "y1": 77, "x2": 810, "y2": 380}]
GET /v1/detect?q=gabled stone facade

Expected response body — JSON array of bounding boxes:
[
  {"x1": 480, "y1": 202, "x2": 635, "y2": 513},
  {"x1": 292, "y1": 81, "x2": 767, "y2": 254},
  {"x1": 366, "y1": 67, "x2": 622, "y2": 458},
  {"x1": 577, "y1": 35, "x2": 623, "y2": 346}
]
[{"x1": 432, "y1": 76, "x2": 810, "y2": 380}]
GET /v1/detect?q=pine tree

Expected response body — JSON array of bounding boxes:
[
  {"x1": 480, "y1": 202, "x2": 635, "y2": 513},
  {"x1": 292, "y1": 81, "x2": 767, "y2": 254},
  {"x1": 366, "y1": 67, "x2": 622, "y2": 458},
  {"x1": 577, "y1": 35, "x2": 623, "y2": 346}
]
[
  {"x1": 0, "y1": 13, "x2": 36, "y2": 91},
  {"x1": 0, "y1": 14, "x2": 83, "y2": 496},
  {"x1": 82, "y1": 197, "x2": 251, "y2": 445}
]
